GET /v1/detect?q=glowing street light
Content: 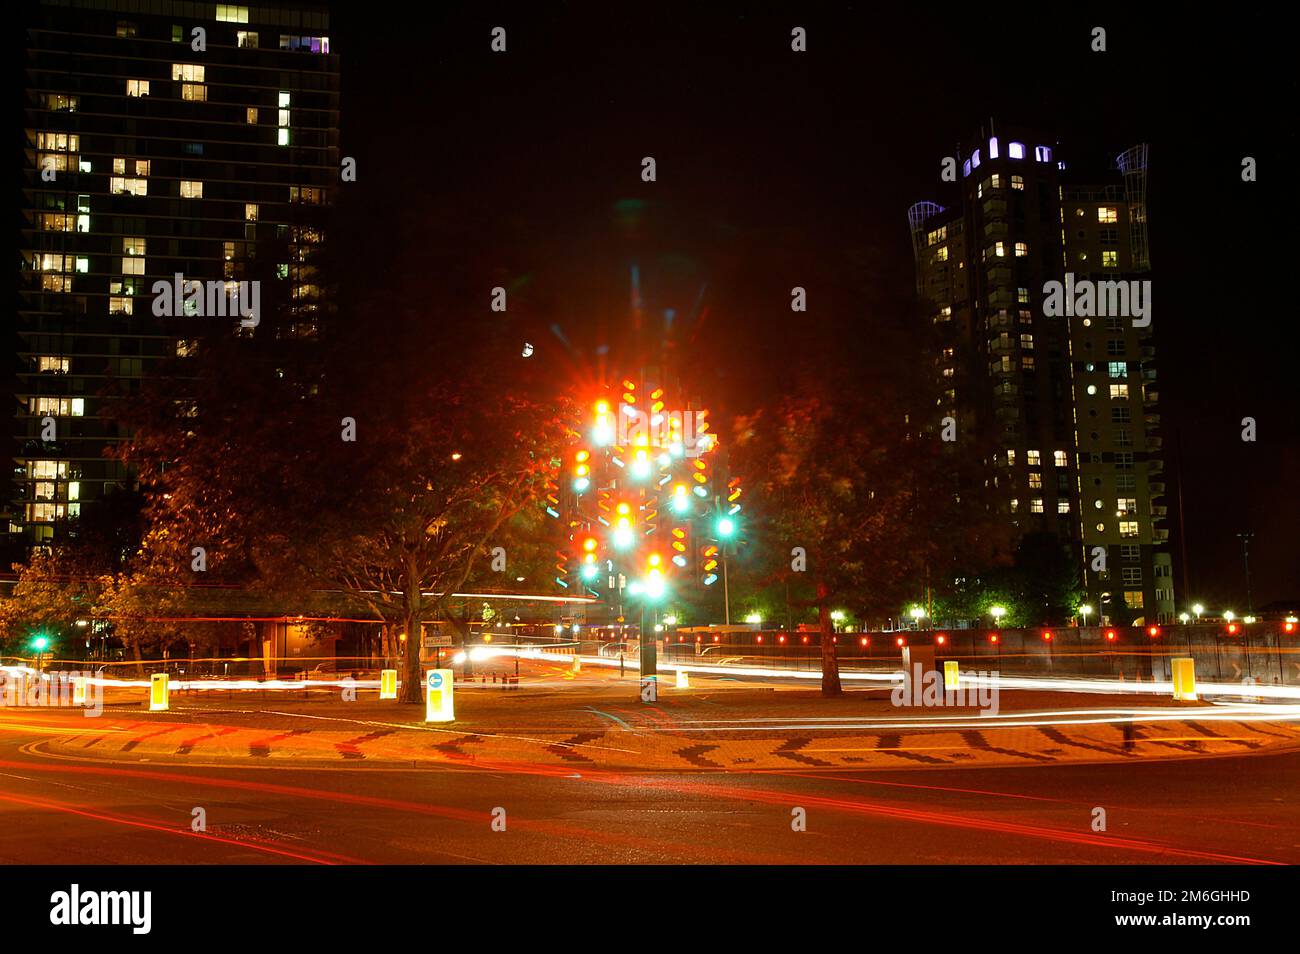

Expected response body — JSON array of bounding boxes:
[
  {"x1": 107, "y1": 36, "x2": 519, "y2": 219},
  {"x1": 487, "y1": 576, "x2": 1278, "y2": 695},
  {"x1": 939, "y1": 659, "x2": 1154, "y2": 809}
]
[
  {"x1": 1079, "y1": 604, "x2": 1093, "y2": 627},
  {"x1": 1223, "y1": 610, "x2": 1235, "y2": 622},
  {"x1": 1179, "y1": 612, "x2": 1190, "y2": 624},
  {"x1": 1192, "y1": 603, "x2": 1204, "y2": 622},
  {"x1": 744, "y1": 612, "x2": 762, "y2": 625},
  {"x1": 989, "y1": 605, "x2": 1006, "y2": 624}
]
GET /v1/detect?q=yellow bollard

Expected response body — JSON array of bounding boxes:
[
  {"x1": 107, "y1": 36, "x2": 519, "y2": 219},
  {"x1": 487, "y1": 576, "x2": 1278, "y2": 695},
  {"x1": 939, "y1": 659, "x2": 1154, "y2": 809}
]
[
  {"x1": 379, "y1": 669, "x2": 397, "y2": 700},
  {"x1": 676, "y1": 669, "x2": 689, "y2": 689},
  {"x1": 1171, "y1": 657, "x2": 1197, "y2": 701},
  {"x1": 150, "y1": 672, "x2": 169, "y2": 711},
  {"x1": 424, "y1": 669, "x2": 454, "y2": 723},
  {"x1": 943, "y1": 660, "x2": 960, "y2": 692}
]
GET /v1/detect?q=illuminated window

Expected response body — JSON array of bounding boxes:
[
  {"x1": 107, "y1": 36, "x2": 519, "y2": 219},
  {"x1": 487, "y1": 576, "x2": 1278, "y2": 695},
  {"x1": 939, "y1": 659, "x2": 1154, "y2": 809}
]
[
  {"x1": 1057, "y1": 500, "x2": 1070, "y2": 514},
  {"x1": 126, "y1": 79, "x2": 150, "y2": 97},
  {"x1": 38, "y1": 356, "x2": 69, "y2": 374},
  {"x1": 1109, "y1": 384, "x2": 1129, "y2": 400},
  {"x1": 238, "y1": 31, "x2": 259, "y2": 48},
  {"x1": 1009, "y1": 498, "x2": 1019, "y2": 513},
  {"x1": 216, "y1": 5, "x2": 250, "y2": 23},
  {"x1": 1026, "y1": 450, "x2": 1041, "y2": 466},
  {"x1": 1123, "y1": 591, "x2": 1144, "y2": 609},
  {"x1": 1014, "y1": 241, "x2": 1028, "y2": 257},
  {"x1": 180, "y1": 180, "x2": 203, "y2": 198},
  {"x1": 1010, "y1": 174, "x2": 1024, "y2": 190},
  {"x1": 1053, "y1": 450, "x2": 1067, "y2": 467},
  {"x1": 1020, "y1": 333, "x2": 1034, "y2": 350},
  {"x1": 1017, "y1": 287, "x2": 1029, "y2": 303},
  {"x1": 173, "y1": 63, "x2": 205, "y2": 82},
  {"x1": 1030, "y1": 498, "x2": 1044, "y2": 514},
  {"x1": 245, "y1": 203, "x2": 259, "y2": 221},
  {"x1": 1108, "y1": 361, "x2": 1127, "y2": 378},
  {"x1": 1102, "y1": 250, "x2": 1118, "y2": 268},
  {"x1": 1098, "y1": 207, "x2": 1118, "y2": 223},
  {"x1": 109, "y1": 296, "x2": 134, "y2": 315},
  {"x1": 246, "y1": 107, "x2": 259, "y2": 124},
  {"x1": 927, "y1": 225, "x2": 948, "y2": 246},
  {"x1": 935, "y1": 246, "x2": 948, "y2": 262},
  {"x1": 993, "y1": 242, "x2": 1005, "y2": 257},
  {"x1": 110, "y1": 177, "x2": 148, "y2": 195},
  {"x1": 1028, "y1": 472, "x2": 1042, "y2": 489},
  {"x1": 1034, "y1": 145, "x2": 1052, "y2": 163},
  {"x1": 182, "y1": 83, "x2": 207, "y2": 102},
  {"x1": 1008, "y1": 141, "x2": 1025, "y2": 159},
  {"x1": 277, "y1": 128, "x2": 290, "y2": 146},
  {"x1": 1117, "y1": 498, "x2": 1137, "y2": 516},
  {"x1": 1006, "y1": 449, "x2": 1016, "y2": 465}
]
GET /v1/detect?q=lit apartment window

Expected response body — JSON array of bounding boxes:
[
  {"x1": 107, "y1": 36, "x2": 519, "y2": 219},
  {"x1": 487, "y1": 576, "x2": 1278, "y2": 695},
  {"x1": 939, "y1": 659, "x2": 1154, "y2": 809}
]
[
  {"x1": 123, "y1": 236, "x2": 146, "y2": 257},
  {"x1": 1006, "y1": 449, "x2": 1016, "y2": 465},
  {"x1": 1014, "y1": 241, "x2": 1028, "y2": 257},
  {"x1": 173, "y1": 63, "x2": 206, "y2": 101},
  {"x1": 278, "y1": 128, "x2": 291, "y2": 146},
  {"x1": 41, "y1": 93, "x2": 78, "y2": 111},
  {"x1": 109, "y1": 297, "x2": 134, "y2": 315},
  {"x1": 279, "y1": 35, "x2": 331, "y2": 53},
  {"x1": 110, "y1": 177, "x2": 147, "y2": 196},
  {"x1": 40, "y1": 213, "x2": 75, "y2": 232},
  {"x1": 180, "y1": 180, "x2": 203, "y2": 198},
  {"x1": 216, "y1": 4, "x2": 250, "y2": 23},
  {"x1": 182, "y1": 83, "x2": 207, "y2": 102},
  {"x1": 1008, "y1": 142, "x2": 1025, "y2": 159},
  {"x1": 1010, "y1": 174, "x2": 1024, "y2": 190},
  {"x1": 1051, "y1": 451, "x2": 1066, "y2": 467},
  {"x1": 246, "y1": 107, "x2": 259, "y2": 124},
  {"x1": 1123, "y1": 591, "x2": 1143, "y2": 609},
  {"x1": 1009, "y1": 498, "x2": 1019, "y2": 513},
  {"x1": 238, "y1": 31, "x2": 259, "y2": 48},
  {"x1": 1030, "y1": 498, "x2": 1044, "y2": 514},
  {"x1": 127, "y1": 79, "x2": 150, "y2": 97},
  {"x1": 117, "y1": 21, "x2": 138, "y2": 38},
  {"x1": 1020, "y1": 333, "x2": 1034, "y2": 350},
  {"x1": 1017, "y1": 287, "x2": 1030, "y2": 304},
  {"x1": 38, "y1": 356, "x2": 69, "y2": 374},
  {"x1": 1101, "y1": 250, "x2": 1118, "y2": 268},
  {"x1": 112, "y1": 158, "x2": 150, "y2": 176},
  {"x1": 935, "y1": 246, "x2": 948, "y2": 263},
  {"x1": 1034, "y1": 145, "x2": 1052, "y2": 163},
  {"x1": 1098, "y1": 207, "x2": 1118, "y2": 223},
  {"x1": 1057, "y1": 500, "x2": 1070, "y2": 514},
  {"x1": 245, "y1": 203, "x2": 259, "y2": 221},
  {"x1": 1109, "y1": 384, "x2": 1129, "y2": 400},
  {"x1": 1021, "y1": 356, "x2": 1035, "y2": 371},
  {"x1": 927, "y1": 225, "x2": 947, "y2": 246},
  {"x1": 1117, "y1": 498, "x2": 1137, "y2": 516},
  {"x1": 1028, "y1": 473, "x2": 1042, "y2": 489},
  {"x1": 1107, "y1": 361, "x2": 1127, "y2": 378},
  {"x1": 989, "y1": 173, "x2": 1001, "y2": 189},
  {"x1": 1026, "y1": 450, "x2": 1041, "y2": 466},
  {"x1": 121, "y1": 257, "x2": 144, "y2": 276},
  {"x1": 993, "y1": 242, "x2": 1005, "y2": 257}
]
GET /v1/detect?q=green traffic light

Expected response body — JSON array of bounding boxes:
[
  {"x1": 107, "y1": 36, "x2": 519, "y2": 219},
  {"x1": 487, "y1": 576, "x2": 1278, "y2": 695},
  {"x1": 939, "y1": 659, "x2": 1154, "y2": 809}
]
[
  {"x1": 31, "y1": 635, "x2": 50, "y2": 651},
  {"x1": 716, "y1": 517, "x2": 735, "y2": 538}
]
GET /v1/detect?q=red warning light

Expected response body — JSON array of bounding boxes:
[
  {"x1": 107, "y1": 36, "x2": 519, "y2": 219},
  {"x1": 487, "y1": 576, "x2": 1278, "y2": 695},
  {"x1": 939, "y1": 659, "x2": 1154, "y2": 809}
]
[
  {"x1": 778, "y1": 635, "x2": 786, "y2": 644},
  {"x1": 895, "y1": 636, "x2": 905, "y2": 647},
  {"x1": 756, "y1": 635, "x2": 763, "y2": 644},
  {"x1": 859, "y1": 637, "x2": 869, "y2": 647},
  {"x1": 1285, "y1": 622, "x2": 1296, "y2": 634},
  {"x1": 713, "y1": 634, "x2": 720, "y2": 642},
  {"x1": 1105, "y1": 630, "x2": 1117, "y2": 642},
  {"x1": 1227, "y1": 623, "x2": 1239, "y2": 635},
  {"x1": 1147, "y1": 626, "x2": 1161, "y2": 638},
  {"x1": 801, "y1": 635, "x2": 809, "y2": 644},
  {"x1": 1042, "y1": 630, "x2": 1053, "y2": 641},
  {"x1": 936, "y1": 633, "x2": 947, "y2": 645},
  {"x1": 989, "y1": 633, "x2": 1000, "y2": 644}
]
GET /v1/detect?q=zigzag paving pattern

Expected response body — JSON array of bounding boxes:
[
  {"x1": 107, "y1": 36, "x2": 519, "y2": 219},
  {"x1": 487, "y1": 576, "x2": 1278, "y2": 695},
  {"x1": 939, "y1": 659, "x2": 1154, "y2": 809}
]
[{"x1": 39, "y1": 714, "x2": 1300, "y2": 772}]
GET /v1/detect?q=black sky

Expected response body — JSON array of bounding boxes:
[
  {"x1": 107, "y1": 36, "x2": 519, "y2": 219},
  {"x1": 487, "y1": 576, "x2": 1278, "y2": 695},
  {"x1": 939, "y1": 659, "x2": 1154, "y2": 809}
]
[{"x1": 331, "y1": 3, "x2": 1295, "y2": 609}]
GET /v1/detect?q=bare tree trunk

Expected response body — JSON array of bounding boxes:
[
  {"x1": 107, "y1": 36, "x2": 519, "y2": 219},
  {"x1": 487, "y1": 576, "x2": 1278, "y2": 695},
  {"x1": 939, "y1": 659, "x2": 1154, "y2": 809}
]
[
  {"x1": 818, "y1": 580, "x2": 842, "y2": 697},
  {"x1": 398, "y1": 567, "x2": 424, "y2": 704}
]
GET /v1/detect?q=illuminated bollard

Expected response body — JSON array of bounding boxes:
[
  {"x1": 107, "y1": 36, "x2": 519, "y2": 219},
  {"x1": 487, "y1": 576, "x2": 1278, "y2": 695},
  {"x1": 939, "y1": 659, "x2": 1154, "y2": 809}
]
[
  {"x1": 150, "y1": 672, "x2": 169, "y2": 711},
  {"x1": 425, "y1": 668, "x2": 455, "y2": 723},
  {"x1": 72, "y1": 676, "x2": 87, "y2": 706},
  {"x1": 379, "y1": 669, "x2": 397, "y2": 700},
  {"x1": 1171, "y1": 657, "x2": 1197, "y2": 701},
  {"x1": 943, "y1": 660, "x2": 960, "y2": 692},
  {"x1": 676, "y1": 669, "x2": 689, "y2": 689}
]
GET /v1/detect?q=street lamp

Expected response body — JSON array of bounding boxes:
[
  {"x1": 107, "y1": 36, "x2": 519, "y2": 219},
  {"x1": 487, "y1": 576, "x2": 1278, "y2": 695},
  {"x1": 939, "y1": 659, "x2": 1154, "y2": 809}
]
[
  {"x1": 1223, "y1": 610, "x2": 1235, "y2": 622},
  {"x1": 989, "y1": 605, "x2": 1006, "y2": 625},
  {"x1": 744, "y1": 612, "x2": 762, "y2": 625},
  {"x1": 1192, "y1": 603, "x2": 1204, "y2": 622},
  {"x1": 1179, "y1": 612, "x2": 1190, "y2": 624},
  {"x1": 909, "y1": 606, "x2": 926, "y2": 630},
  {"x1": 1079, "y1": 604, "x2": 1093, "y2": 628}
]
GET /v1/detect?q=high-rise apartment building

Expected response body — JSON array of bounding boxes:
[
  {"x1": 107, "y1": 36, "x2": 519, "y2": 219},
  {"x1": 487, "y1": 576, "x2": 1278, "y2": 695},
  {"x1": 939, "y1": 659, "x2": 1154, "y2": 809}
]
[
  {"x1": 16, "y1": 0, "x2": 338, "y2": 545},
  {"x1": 909, "y1": 125, "x2": 1173, "y2": 624}
]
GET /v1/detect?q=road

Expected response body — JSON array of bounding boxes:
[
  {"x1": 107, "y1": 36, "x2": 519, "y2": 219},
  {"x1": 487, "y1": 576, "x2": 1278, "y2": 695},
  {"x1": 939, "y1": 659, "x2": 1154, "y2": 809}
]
[{"x1": 2, "y1": 719, "x2": 1297, "y2": 864}]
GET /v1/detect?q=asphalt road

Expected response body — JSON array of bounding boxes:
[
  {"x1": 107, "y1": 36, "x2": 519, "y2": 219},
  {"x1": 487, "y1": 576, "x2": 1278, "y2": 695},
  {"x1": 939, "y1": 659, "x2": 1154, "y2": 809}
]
[{"x1": 2, "y1": 725, "x2": 1297, "y2": 864}]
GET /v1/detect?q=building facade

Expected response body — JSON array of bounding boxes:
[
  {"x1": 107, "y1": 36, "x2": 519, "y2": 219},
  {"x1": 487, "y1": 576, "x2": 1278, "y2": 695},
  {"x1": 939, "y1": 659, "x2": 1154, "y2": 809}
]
[
  {"x1": 17, "y1": 0, "x2": 338, "y2": 545},
  {"x1": 909, "y1": 125, "x2": 1174, "y2": 624}
]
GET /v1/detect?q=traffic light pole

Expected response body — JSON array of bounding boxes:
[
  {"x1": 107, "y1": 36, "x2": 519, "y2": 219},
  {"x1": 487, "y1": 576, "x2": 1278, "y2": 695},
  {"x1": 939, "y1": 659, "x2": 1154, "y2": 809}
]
[{"x1": 722, "y1": 545, "x2": 730, "y2": 625}]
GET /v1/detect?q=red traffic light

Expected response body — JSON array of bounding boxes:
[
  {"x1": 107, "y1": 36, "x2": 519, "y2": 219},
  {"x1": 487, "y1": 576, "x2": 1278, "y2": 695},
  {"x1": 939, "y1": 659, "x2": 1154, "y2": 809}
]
[
  {"x1": 1105, "y1": 630, "x2": 1117, "y2": 642},
  {"x1": 1227, "y1": 623, "x2": 1239, "y2": 635},
  {"x1": 859, "y1": 637, "x2": 869, "y2": 647},
  {"x1": 1285, "y1": 622, "x2": 1296, "y2": 634},
  {"x1": 936, "y1": 633, "x2": 947, "y2": 645},
  {"x1": 989, "y1": 633, "x2": 999, "y2": 644},
  {"x1": 1041, "y1": 630, "x2": 1053, "y2": 642},
  {"x1": 1147, "y1": 626, "x2": 1161, "y2": 638},
  {"x1": 895, "y1": 636, "x2": 906, "y2": 647}
]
